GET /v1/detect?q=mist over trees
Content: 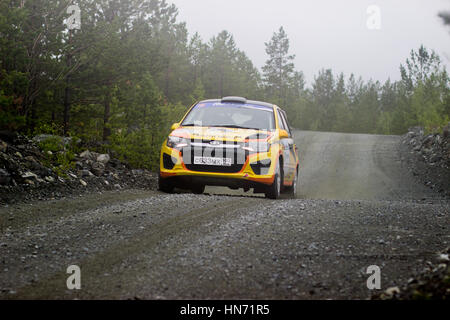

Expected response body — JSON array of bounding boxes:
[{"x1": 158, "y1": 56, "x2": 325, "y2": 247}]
[
  {"x1": 0, "y1": 0, "x2": 449, "y2": 169},
  {"x1": 259, "y1": 28, "x2": 449, "y2": 135}
]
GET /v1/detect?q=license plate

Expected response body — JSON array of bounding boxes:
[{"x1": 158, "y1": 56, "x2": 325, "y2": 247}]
[{"x1": 194, "y1": 157, "x2": 232, "y2": 166}]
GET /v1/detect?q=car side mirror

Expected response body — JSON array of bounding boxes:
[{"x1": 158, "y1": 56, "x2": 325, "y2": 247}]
[
  {"x1": 279, "y1": 129, "x2": 289, "y2": 139},
  {"x1": 171, "y1": 122, "x2": 180, "y2": 131}
]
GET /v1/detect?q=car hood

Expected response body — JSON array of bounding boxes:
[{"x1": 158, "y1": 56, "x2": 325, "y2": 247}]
[{"x1": 170, "y1": 126, "x2": 273, "y2": 142}]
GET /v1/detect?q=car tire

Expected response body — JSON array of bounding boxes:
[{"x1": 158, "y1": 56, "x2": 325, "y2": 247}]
[
  {"x1": 158, "y1": 173, "x2": 174, "y2": 193},
  {"x1": 265, "y1": 160, "x2": 281, "y2": 199},
  {"x1": 192, "y1": 184, "x2": 205, "y2": 194},
  {"x1": 286, "y1": 167, "x2": 298, "y2": 198}
]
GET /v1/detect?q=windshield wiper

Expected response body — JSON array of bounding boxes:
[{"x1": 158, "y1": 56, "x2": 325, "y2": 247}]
[
  {"x1": 209, "y1": 125, "x2": 262, "y2": 130},
  {"x1": 181, "y1": 123, "x2": 197, "y2": 127},
  {"x1": 183, "y1": 124, "x2": 265, "y2": 130}
]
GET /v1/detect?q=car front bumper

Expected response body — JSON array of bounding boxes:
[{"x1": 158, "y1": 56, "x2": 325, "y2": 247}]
[{"x1": 159, "y1": 144, "x2": 279, "y2": 187}]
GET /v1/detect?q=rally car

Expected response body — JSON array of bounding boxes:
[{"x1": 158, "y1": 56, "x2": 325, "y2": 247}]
[{"x1": 158, "y1": 96, "x2": 299, "y2": 199}]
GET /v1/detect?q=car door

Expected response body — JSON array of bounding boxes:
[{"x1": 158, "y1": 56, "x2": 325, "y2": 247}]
[
  {"x1": 277, "y1": 109, "x2": 294, "y2": 182},
  {"x1": 278, "y1": 109, "x2": 296, "y2": 182}
]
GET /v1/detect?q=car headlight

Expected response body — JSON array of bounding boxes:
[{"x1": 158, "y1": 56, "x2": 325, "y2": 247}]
[
  {"x1": 243, "y1": 141, "x2": 271, "y2": 153},
  {"x1": 167, "y1": 136, "x2": 189, "y2": 149}
]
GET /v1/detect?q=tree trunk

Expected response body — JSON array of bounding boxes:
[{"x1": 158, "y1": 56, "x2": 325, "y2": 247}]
[
  {"x1": 30, "y1": 98, "x2": 37, "y2": 132},
  {"x1": 103, "y1": 92, "x2": 111, "y2": 142},
  {"x1": 63, "y1": 77, "x2": 70, "y2": 135},
  {"x1": 26, "y1": 79, "x2": 37, "y2": 132},
  {"x1": 63, "y1": 31, "x2": 72, "y2": 136},
  {"x1": 165, "y1": 47, "x2": 174, "y2": 99}
]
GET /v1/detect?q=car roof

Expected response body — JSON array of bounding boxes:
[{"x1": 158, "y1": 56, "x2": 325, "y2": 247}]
[{"x1": 198, "y1": 98, "x2": 276, "y2": 110}]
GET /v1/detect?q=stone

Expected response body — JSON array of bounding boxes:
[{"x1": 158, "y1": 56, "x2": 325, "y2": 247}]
[
  {"x1": 90, "y1": 152, "x2": 100, "y2": 162},
  {"x1": 422, "y1": 135, "x2": 434, "y2": 148},
  {"x1": 438, "y1": 253, "x2": 449, "y2": 262},
  {"x1": 80, "y1": 150, "x2": 94, "y2": 160},
  {"x1": 79, "y1": 170, "x2": 93, "y2": 178},
  {"x1": 385, "y1": 286, "x2": 400, "y2": 296},
  {"x1": 91, "y1": 162, "x2": 105, "y2": 176},
  {"x1": 96, "y1": 154, "x2": 110, "y2": 164},
  {"x1": 108, "y1": 159, "x2": 121, "y2": 167},
  {"x1": 45, "y1": 176, "x2": 55, "y2": 183},
  {"x1": 0, "y1": 169, "x2": 11, "y2": 185},
  {"x1": 429, "y1": 154, "x2": 442, "y2": 163},
  {"x1": 21, "y1": 171, "x2": 38, "y2": 180},
  {"x1": 4, "y1": 156, "x2": 19, "y2": 173},
  {"x1": 80, "y1": 179, "x2": 87, "y2": 187},
  {"x1": 75, "y1": 161, "x2": 83, "y2": 170},
  {"x1": 24, "y1": 179, "x2": 35, "y2": 185},
  {"x1": 38, "y1": 166, "x2": 52, "y2": 178},
  {"x1": 410, "y1": 126, "x2": 424, "y2": 136},
  {"x1": 443, "y1": 122, "x2": 450, "y2": 138},
  {"x1": 82, "y1": 159, "x2": 93, "y2": 167},
  {"x1": 0, "y1": 139, "x2": 7, "y2": 153}
]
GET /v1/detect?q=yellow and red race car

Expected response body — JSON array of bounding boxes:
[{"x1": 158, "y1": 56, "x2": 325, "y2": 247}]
[{"x1": 158, "y1": 96, "x2": 299, "y2": 199}]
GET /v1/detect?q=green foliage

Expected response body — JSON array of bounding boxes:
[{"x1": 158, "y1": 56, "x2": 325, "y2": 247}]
[
  {"x1": 1, "y1": 0, "x2": 448, "y2": 171},
  {"x1": 38, "y1": 136, "x2": 65, "y2": 153},
  {"x1": 38, "y1": 138, "x2": 76, "y2": 177},
  {"x1": 109, "y1": 128, "x2": 162, "y2": 171},
  {"x1": 37, "y1": 132, "x2": 80, "y2": 177},
  {"x1": 190, "y1": 79, "x2": 206, "y2": 104},
  {"x1": 277, "y1": 46, "x2": 449, "y2": 136},
  {"x1": 53, "y1": 150, "x2": 76, "y2": 177},
  {"x1": 0, "y1": 85, "x2": 26, "y2": 131},
  {"x1": 263, "y1": 26, "x2": 296, "y2": 105},
  {"x1": 33, "y1": 122, "x2": 62, "y2": 136}
]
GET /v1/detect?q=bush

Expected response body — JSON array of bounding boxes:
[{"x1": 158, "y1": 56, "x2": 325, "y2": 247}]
[
  {"x1": 0, "y1": 90, "x2": 26, "y2": 131},
  {"x1": 37, "y1": 134, "x2": 80, "y2": 177},
  {"x1": 109, "y1": 128, "x2": 164, "y2": 171}
]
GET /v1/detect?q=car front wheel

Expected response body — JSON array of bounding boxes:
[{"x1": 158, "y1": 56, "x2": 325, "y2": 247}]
[
  {"x1": 265, "y1": 161, "x2": 281, "y2": 199},
  {"x1": 158, "y1": 173, "x2": 174, "y2": 193}
]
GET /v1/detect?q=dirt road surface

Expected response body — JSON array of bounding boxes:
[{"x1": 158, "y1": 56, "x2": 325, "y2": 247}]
[{"x1": 0, "y1": 131, "x2": 448, "y2": 299}]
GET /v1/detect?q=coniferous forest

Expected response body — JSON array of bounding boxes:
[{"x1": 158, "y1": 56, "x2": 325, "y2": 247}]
[{"x1": 1, "y1": 0, "x2": 449, "y2": 170}]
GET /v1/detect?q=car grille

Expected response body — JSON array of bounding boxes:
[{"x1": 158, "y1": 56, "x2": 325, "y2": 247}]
[{"x1": 181, "y1": 140, "x2": 248, "y2": 173}]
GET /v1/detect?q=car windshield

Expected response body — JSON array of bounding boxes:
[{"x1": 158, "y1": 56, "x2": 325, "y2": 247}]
[{"x1": 182, "y1": 102, "x2": 275, "y2": 130}]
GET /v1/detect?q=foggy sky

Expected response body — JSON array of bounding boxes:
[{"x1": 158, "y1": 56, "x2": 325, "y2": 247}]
[{"x1": 168, "y1": 0, "x2": 450, "y2": 86}]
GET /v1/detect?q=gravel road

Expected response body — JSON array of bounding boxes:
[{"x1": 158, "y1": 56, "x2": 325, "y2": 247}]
[{"x1": 0, "y1": 131, "x2": 448, "y2": 299}]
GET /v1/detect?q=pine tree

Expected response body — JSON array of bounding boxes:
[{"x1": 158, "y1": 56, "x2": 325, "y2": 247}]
[
  {"x1": 262, "y1": 26, "x2": 295, "y2": 105},
  {"x1": 204, "y1": 31, "x2": 238, "y2": 98},
  {"x1": 311, "y1": 69, "x2": 335, "y2": 131}
]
